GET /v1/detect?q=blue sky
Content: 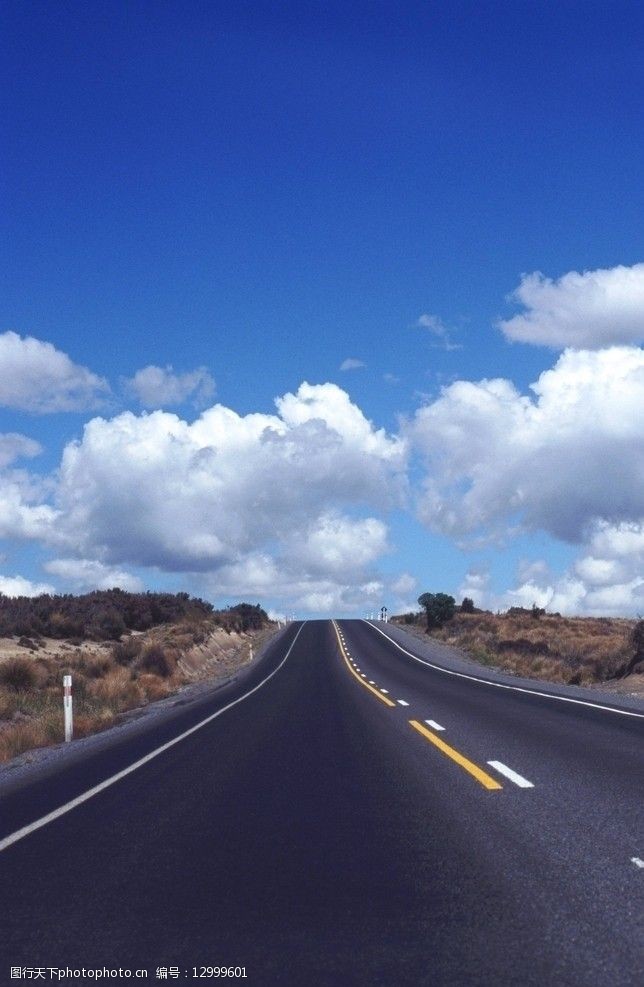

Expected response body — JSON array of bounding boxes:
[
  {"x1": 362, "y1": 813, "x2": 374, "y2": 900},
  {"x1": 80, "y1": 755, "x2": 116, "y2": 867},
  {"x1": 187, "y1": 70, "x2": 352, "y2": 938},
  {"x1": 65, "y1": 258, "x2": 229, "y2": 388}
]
[{"x1": 1, "y1": 1, "x2": 643, "y2": 616}]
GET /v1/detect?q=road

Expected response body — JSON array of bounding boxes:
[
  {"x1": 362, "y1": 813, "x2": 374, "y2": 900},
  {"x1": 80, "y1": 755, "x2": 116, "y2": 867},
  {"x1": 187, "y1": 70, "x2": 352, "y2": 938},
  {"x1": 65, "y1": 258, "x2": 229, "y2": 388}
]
[{"x1": 1, "y1": 619, "x2": 642, "y2": 986}]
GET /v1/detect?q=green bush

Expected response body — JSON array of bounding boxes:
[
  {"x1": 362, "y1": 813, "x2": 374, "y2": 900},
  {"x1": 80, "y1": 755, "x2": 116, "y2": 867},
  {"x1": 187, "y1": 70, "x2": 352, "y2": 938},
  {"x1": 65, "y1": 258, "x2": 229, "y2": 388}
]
[{"x1": 417, "y1": 592, "x2": 456, "y2": 630}]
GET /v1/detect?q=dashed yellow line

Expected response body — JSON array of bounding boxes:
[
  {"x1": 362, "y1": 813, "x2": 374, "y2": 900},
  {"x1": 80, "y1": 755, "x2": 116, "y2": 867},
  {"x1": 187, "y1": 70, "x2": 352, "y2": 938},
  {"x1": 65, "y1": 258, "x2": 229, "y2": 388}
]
[
  {"x1": 409, "y1": 720, "x2": 502, "y2": 790},
  {"x1": 332, "y1": 621, "x2": 395, "y2": 707}
]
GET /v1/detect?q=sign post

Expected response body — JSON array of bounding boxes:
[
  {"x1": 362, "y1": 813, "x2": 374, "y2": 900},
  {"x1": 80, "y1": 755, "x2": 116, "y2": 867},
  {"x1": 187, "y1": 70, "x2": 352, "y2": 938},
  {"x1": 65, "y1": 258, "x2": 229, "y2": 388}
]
[{"x1": 63, "y1": 674, "x2": 73, "y2": 743}]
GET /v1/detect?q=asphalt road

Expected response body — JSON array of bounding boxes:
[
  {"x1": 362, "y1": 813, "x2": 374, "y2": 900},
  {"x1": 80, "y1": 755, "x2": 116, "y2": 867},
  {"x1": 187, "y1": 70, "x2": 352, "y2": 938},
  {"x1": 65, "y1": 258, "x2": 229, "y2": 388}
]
[{"x1": 1, "y1": 619, "x2": 642, "y2": 986}]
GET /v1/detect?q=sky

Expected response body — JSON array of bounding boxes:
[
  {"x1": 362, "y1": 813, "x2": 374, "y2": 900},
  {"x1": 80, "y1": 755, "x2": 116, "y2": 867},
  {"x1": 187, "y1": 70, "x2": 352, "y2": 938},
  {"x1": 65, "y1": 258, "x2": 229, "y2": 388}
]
[{"x1": 1, "y1": 0, "x2": 643, "y2": 618}]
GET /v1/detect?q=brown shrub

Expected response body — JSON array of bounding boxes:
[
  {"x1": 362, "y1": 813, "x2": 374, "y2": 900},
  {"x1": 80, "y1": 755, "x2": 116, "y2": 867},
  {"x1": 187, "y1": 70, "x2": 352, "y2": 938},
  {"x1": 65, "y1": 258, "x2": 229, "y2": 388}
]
[
  {"x1": 0, "y1": 658, "x2": 38, "y2": 691},
  {"x1": 0, "y1": 709, "x2": 64, "y2": 762},
  {"x1": 112, "y1": 635, "x2": 143, "y2": 664},
  {"x1": 87, "y1": 668, "x2": 143, "y2": 709},
  {"x1": 137, "y1": 673, "x2": 173, "y2": 702},
  {"x1": 137, "y1": 643, "x2": 177, "y2": 678}
]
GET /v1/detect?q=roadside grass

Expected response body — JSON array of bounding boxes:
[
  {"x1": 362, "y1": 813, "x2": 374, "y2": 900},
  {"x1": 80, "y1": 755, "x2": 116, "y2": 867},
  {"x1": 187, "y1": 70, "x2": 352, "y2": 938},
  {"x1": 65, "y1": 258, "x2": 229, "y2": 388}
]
[
  {"x1": 0, "y1": 617, "x2": 274, "y2": 763},
  {"x1": 394, "y1": 612, "x2": 638, "y2": 686}
]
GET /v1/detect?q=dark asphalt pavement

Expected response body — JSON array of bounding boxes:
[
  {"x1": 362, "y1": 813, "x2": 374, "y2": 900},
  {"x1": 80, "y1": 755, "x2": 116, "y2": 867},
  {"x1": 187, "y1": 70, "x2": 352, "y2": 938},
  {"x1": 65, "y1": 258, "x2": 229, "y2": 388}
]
[{"x1": 1, "y1": 619, "x2": 642, "y2": 986}]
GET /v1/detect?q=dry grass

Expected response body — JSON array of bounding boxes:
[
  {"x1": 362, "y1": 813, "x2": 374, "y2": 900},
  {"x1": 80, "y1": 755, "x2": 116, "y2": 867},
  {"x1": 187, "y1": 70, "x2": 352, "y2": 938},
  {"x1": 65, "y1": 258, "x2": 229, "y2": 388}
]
[
  {"x1": 0, "y1": 617, "x2": 275, "y2": 763},
  {"x1": 395, "y1": 611, "x2": 639, "y2": 686}
]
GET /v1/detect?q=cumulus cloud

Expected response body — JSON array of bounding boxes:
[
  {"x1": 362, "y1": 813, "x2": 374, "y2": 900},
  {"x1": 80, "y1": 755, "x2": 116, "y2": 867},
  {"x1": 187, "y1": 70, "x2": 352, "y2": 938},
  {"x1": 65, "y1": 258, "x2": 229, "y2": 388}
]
[
  {"x1": 339, "y1": 358, "x2": 365, "y2": 371},
  {"x1": 0, "y1": 433, "x2": 42, "y2": 468},
  {"x1": 43, "y1": 558, "x2": 144, "y2": 593},
  {"x1": 281, "y1": 513, "x2": 389, "y2": 579},
  {"x1": 199, "y1": 551, "x2": 388, "y2": 615},
  {"x1": 498, "y1": 263, "x2": 644, "y2": 349},
  {"x1": 458, "y1": 520, "x2": 644, "y2": 617},
  {"x1": 0, "y1": 331, "x2": 109, "y2": 412},
  {"x1": 0, "y1": 574, "x2": 54, "y2": 597},
  {"x1": 54, "y1": 382, "x2": 406, "y2": 576},
  {"x1": 408, "y1": 346, "x2": 644, "y2": 544},
  {"x1": 0, "y1": 472, "x2": 59, "y2": 542},
  {"x1": 124, "y1": 364, "x2": 215, "y2": 408}
]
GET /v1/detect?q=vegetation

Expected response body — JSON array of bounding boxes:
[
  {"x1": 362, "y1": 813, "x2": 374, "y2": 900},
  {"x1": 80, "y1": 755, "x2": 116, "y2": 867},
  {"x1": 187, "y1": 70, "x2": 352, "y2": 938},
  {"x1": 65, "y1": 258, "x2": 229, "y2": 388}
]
[
  {"x1": 0, "y1": 591, "x2": 273, "y2": 763},
  {"x1": 417, "y1": 592, "x2": 456, "y2": 631},
  {"x1": 0, "y1": 590, "x2": 269, "y2": 641},
  {"x1": 394, "y1": 604, "x2": 642, "y2": 687}
]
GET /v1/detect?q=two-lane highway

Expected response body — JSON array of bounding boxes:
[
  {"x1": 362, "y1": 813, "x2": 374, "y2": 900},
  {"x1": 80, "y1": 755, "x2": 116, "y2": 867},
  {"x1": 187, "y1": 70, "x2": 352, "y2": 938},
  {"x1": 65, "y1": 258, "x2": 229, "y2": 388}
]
[{"x1": 1, "y1": 619, "x2": 642, "y2": 985}]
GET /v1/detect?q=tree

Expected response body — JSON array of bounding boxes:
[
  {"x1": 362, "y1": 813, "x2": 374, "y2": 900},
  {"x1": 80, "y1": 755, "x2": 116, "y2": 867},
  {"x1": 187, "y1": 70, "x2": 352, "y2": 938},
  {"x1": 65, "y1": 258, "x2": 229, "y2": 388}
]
[
  {"x1": 417, "y1": 592, "x2": 456, "y2": 631},
  {"x1": 461, "y1": 597, "x2": 475, "y2": 613}
]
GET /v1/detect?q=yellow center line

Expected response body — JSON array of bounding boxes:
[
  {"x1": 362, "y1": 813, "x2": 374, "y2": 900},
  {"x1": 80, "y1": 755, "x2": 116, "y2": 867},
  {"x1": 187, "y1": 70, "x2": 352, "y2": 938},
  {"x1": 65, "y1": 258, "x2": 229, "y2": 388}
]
[
  {"x1": 409, "y1": 720, "x2": 502, "y2": 790},
  {"x1": 332, "y1": 621, "x2": 396, "y2": 707}
]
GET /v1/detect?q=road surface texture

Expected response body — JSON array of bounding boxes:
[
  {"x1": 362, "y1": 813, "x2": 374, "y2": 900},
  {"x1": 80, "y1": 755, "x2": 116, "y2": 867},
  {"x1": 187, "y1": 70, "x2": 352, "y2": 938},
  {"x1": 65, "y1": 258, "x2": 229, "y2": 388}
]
[{"x1": 1, "y1": 619, "x2": 642, "y2": 986}]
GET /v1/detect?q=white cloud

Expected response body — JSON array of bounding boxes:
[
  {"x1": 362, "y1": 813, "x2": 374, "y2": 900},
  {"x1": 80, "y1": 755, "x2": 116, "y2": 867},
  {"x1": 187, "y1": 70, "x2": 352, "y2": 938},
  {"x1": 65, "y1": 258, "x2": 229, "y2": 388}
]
[
  {"x1": 391, "y1": 572, "x2": 416, "y2": 597},
  {"x1": 408, "y1": 346, "x2": 644, "y2": 544},
  {"x1": 282, "y1": 514, "x2": 389, "y2": 579},
  {"x1": 0, "y1": 331, "x2": 109, "y2": 412},
  {"x1": 201, "y1": 552, "x2": 387, "y2": 616},
  {"x1": 464, "y1": 520, "x2": 644, "y2": 617},
  {"x1": 54, "y1": 382, "x2": 406, "y2": 575},
  {"x1": 43, "y1": 558, "x2": 144, "y2": 593},
  {"x1": 0, "y1": 472, "x2": 59, "y2": 542},
  {"x1": 0, "y1": 433, "x2": 42, "y2": 468},
  {"x1": 498, "y1": 263, "x2": 644, "y2": 349},
  {"x1": 339, "y1": 358, "x2": 365, "y2": 371},
  {"x1": 0, "y1": 574, "x2": 54, "y2": 597},
  {"x1": 417, "y1": 313, "x2": 462, "y2": 351},
  {"x1": 124, "y1": 364, "x2": 215, "y2": 408},
  {"x1": 457, "y1": 568, "x2": 492, "y2": 608}
]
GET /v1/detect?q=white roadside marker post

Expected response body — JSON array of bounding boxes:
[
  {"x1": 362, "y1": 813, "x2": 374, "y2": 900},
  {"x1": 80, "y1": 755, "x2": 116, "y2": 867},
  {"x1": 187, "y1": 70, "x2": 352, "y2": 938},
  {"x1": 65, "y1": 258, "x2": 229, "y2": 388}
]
[{"x1": 63, "y1": 674, "x2": 73, "y2": 743}]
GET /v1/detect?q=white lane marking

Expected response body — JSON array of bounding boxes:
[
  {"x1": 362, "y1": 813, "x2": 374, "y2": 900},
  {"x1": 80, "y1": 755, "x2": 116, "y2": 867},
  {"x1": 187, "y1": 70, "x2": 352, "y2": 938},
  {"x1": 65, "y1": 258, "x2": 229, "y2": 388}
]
[
  {"x1": 369, "y1": 680, "x2": 375, "y2": 685},
  {"x1": 381, "y1": 689, "x2": 389, "y2": 694},
  {"x1": 364, "y1": 621, "x2": 644, "y2": 719},
  {"x1": 425, "y1": 719, "x2": 445, "y2": 731},
  {"x1": 631, "y1": 857, "x2": 644, "y2": 869},
  {"x1": 487, "y1": 761, "x2": 534, "y2": 788},
  {"x1": 361, "y1": 674, "x2": 366, "y2": 678},
  {"x1": 397, "y1": 699, "x2": 410, "y2": 707},
  {"x1": 0, "y1": 623, "x2": 308, "y2": 854}
]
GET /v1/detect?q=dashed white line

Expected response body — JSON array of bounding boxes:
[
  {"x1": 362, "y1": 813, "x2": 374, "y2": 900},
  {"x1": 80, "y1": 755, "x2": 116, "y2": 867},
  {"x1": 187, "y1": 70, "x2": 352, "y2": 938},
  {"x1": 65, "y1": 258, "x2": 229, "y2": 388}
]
[
  {"x1": 381, "y1": 689, "x2": 389, "y2": 694},
  {"x1": 397, "y1": 699, "x2": 410, "y2": 707},
  {"x1": 361, "y1": 674, "x2": 366, "y2": 678},
  {"x1": 487, "y1": 761, "x2": 534, "y2": 788},
  {"x1": 424, "y1": 719, "x2": 445, "y2": 731},
  {"x1": 631, "y1": 857, "x2": 644, "y2": 869},
  {"x1": 369, "y1": 680, "x2": 375, "y2": 685}
]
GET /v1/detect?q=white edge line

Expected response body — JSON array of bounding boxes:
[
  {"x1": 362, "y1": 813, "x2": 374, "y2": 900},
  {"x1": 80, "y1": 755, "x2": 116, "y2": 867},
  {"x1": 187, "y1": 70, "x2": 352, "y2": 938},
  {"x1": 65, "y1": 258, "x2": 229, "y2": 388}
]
[
  {"x1": 363, "y1": 621, "x2": 644, "y2": 719},
  {"x1": 487, "y1": 760, "x2": 534, "y2": 788},
  {"x1": 0, "y1": 622, "x2": 307, "y2": 854}
]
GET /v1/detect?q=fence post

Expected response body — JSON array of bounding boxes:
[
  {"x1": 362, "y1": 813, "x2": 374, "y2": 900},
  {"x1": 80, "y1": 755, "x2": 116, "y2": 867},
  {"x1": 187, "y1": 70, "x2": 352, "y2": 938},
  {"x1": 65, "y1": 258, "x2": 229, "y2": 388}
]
[{"x1": 63, "y1": 674, "x2": 73, "y2": 742}]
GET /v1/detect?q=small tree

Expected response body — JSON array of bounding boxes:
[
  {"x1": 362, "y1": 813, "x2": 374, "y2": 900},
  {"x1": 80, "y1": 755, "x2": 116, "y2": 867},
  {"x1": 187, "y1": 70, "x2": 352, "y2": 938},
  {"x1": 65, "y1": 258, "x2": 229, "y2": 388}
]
[
  {"x1": 461, "y1": 597, "x2": 475, "y2": 613},
  {"x1": 417, "y1": 592, "x2": 456, "y2": 631}
]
